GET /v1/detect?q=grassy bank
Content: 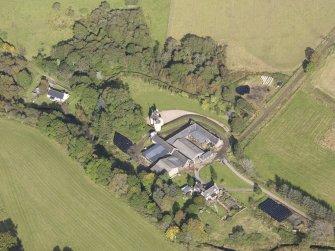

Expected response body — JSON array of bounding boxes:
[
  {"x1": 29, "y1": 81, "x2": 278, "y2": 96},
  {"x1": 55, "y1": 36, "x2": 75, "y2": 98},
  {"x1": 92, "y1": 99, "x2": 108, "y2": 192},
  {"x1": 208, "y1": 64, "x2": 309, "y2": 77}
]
[{"x1": 0, "y1": 119, "x2": 178, "y2": 251}]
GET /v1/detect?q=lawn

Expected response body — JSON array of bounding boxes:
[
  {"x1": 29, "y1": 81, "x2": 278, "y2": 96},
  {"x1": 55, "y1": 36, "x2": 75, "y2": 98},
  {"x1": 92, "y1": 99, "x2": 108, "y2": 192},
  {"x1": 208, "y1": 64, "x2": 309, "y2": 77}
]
[
  {"x1": 124, "y1": 76, "x2": 227, "y2": 124},
  {"x1": 245, "y1": 90, "x2": 335, "y2": 207},
  {"x1": 168, "y1": 0, "x2": 335, "y2": 72},
  {"x1": 0, "y1": 0, "x2": 169, "y2": 59},
  {"x1": 0, "y1": 119, "x2": 178, "y2": 251},
  {"x1": 199, "y1": 162, "x2": 252, "y2": 189}
]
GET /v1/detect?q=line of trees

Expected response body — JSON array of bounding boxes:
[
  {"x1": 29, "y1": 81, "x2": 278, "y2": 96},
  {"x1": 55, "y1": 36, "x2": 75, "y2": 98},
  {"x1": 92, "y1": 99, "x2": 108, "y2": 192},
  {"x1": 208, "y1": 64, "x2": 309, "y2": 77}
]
[{"x1": 274, "y1": 175, "x2": 335, "y2": 222}]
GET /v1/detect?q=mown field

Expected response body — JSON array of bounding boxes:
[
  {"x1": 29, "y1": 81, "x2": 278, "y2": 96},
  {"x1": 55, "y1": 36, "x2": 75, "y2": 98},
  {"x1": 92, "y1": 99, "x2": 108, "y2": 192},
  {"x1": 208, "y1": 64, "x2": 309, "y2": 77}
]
[
  {"x1": 310, "y1": 51, "x2": 335, "y2": 98},
  {"x1": 124, "y1": 77, "x2": 227, "y2": 124},
  {"x1": 0, "y1": 120, "x2": 178, "y2": 251},
  {"x1": 0, "y1": 0, "x2": 169, "y2": 58},
  {"x1": 168, "y1": 0, "x2": 335, "y2": 72},
  {"x1": 199, "y1": 162, "x2": 251, "y2": 189},
  {"x1": 245, "y1": 90, "x2": 335, "y2": 207}
]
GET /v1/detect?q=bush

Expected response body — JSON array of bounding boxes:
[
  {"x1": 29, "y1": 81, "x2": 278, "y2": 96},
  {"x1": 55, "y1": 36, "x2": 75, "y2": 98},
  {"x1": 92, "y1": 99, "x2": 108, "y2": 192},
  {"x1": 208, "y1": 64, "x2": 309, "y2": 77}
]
[
  {"x1": 52, "y1": 2, "x2": 61, "y2": 11},
  {"x1": 16, "y1": 69, "x2": 32, "y2": 89}
]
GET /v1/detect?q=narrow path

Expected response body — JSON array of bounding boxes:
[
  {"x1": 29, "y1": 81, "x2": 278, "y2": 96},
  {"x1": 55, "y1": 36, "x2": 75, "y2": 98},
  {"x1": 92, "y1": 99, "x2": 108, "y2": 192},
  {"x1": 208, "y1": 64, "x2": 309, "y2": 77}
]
[
  {"x1": 222, "y1": 158, "x2": 311, "y2": 220},
  {"x1": 225, "y1": 188, "x2": 253, "y2": 192}
]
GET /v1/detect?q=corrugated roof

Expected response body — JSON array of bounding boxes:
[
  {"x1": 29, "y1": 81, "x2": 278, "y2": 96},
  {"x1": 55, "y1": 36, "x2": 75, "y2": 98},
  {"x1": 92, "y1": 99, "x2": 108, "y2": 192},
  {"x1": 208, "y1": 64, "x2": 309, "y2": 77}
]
[
  {"x1": 152, "y1": 134, "x2": 175, "y2": 153},
  {"x1": 172, "y1": 138, "x2": 203, "y2": 160},
  {"x1": 151, "y1": 156, "x2": 182, "y2": 173},
  {"x1": 166, "y1": 122, "x2": 220, "y2": 145},
  {"x1": 143, "y1": 144, "x2": 168, "y2": 163},
  {"x1": 190, "y1": 130, "x2": 210, "y2": 144}
]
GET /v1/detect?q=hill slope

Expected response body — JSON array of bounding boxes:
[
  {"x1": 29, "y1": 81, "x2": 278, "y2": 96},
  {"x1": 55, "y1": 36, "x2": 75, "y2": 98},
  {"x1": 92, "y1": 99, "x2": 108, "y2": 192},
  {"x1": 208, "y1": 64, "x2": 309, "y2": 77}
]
[{"x1": 0, "y1": 119, "x2": 177, "y2": 251}]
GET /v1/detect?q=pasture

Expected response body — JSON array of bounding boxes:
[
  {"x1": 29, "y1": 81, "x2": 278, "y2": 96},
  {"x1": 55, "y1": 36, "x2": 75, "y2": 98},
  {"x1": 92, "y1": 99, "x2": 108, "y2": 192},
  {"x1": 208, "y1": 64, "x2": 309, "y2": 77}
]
[
  {"x1": 245, "y1": 90, "x2": 335, "y2": 207},
  {"x1": 0, "y1": 0, "x2": 169, "y2": 58},
  {"x1": 0, "y1": 120, "x2": 178, "y2": 251},
  {"x1": 168, "y1": 0, "x2": 335, "y2": 72},
  {"x1": 124, "y1": 76, "x2": 227, "y2": 124}
]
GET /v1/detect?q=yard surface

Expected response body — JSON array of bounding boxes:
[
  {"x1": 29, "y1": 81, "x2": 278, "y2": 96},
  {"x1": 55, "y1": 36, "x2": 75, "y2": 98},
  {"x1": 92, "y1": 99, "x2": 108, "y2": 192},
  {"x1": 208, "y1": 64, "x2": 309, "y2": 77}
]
[
  {"x1": 0, "y1": 0, "x2": 169, "y2": 58},
  {"x1": 0, "y1": 119, "x2": 178, "y2": 251},
  {"x1": 199, "y1": 162, "x2": 252, "y2": 189},
  {"x1": 168, "y1": 0, "x2": 335, "y2": 72},
  {"x1": 245, "y1": 89, "x2": 335, "y2": 207},
  {"x1": 124, "y1": 76, "x2": 227, "y2": 124}
]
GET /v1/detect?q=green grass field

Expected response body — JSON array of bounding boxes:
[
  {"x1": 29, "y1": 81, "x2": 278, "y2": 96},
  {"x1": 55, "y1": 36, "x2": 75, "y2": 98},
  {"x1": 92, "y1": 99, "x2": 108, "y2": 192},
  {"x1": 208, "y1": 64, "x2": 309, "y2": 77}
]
[
  {"x1": 168, "y1": 0, "x2": 335, "y2": 72},
  {"x1": 0, "y1": 119, "x2": 178, "y2": 251},
  {"x1": 0, "y1": 0, "x2": 169, "y2": 59},
  {"x1": 245, "y1": 90, "x2": 335, "y2": 207},
  {"x1": 199, "y1": 162, "x2": 252, "y2": 189},
  {"x1": 124, "y1": 76, "x2": 227, "y2": 124}
]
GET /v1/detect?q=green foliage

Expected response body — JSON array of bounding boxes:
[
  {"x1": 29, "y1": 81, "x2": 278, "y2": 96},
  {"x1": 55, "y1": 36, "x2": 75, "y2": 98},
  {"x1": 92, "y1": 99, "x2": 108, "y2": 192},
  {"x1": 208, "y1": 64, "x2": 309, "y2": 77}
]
[
  {"x1": 235, "y1": 97, "x2": 255, "y2": 117},
  {"x1": 72, "y1": 84, "x2": 99, "y2": 117},
  {"x1": 16, "y1": 69, "x2": 32, "y2": 89},
  {"x1": 229, "y1": 116, "x2": 247, "y2": 134},
  {"x1": 68, "y1": 136, "x2": 94, "y2": 164},
  {"x1": 229, "y1": 225, "x2": 245, "y2": 240},
  {"x1": 101, "y1": 83, "x2": 147, "y2": 141},
  {"x1": 85, "y1": 158, "x2": 113, "y2": 185},
  {"x1": 141, "y1": 172, "x2": 155, "y2": 194},
  {"x1": 209, "y1": 165, "x2": 217, "y2": 182},
  {"x1": 38, "y1": 112, "x2": 71, "y2": 145},
  {"x1": 187, "y1": 174, "x2": 195, "y2": 187},
  {"x1": 183, "y1": 218, "x2": 208, "y2": 243},
  {"x1": 0, "y1": 232, "x2": 17, "y2": 251},
  {"x1": 129, "y1": 191, "x2": 150, "y2": 212}
]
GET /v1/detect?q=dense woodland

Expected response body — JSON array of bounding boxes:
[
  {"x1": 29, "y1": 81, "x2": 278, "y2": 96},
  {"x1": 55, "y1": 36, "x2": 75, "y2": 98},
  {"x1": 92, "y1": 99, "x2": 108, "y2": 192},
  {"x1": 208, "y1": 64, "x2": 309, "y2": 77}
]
[{"x1": 36, "y1": 2, "x2": 253, "y2": 132}]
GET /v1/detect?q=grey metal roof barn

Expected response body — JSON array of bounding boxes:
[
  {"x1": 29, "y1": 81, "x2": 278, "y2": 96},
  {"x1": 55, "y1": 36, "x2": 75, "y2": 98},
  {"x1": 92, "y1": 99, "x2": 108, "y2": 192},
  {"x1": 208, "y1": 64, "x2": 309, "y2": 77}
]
[
  {"x1": 172, "y1": 138, "x2": 204, "y2": 160},
  {"x1": 143, "y1": 144, "x2": 170, "y2": 163},
  {"x1": 167, "y1": 122, "x2": 220, "y2": 146}
]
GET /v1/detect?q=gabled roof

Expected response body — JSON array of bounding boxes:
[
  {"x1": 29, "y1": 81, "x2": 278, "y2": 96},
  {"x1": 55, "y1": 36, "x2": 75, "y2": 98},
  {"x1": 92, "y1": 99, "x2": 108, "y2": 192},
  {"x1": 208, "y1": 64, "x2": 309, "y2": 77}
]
[
  {"x1": 152, "y1": 134, "x2": 175, "y2": 153},
  {"x1": 143, "y1": 144, "x2": 169, "y2": 163},
  {"x1": 151, "y1": 156, "x2": 182, "y2": 173},
  {"x1": 202, "y1": 183, "x2": 220, "y2": 198},
  {"x1": 166, "y1": 122, "x2": 220, "y2": 145},
  {"x1": 143, "y1": 134, "x2": 175, "y2": 163},
  {"x1": 172, "y1": 138, "x2": 203, "y2": 160},
  {"x1": 181, "y1": 185, "x2": 193, "y2": 194},
  {"x1": 47, "y1": 88, "x2": 64, "y2": 99}
]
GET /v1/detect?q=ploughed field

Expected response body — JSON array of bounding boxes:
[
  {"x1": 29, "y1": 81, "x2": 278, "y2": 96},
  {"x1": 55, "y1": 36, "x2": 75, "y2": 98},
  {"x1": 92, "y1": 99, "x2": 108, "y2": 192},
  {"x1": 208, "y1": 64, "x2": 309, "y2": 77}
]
[
  {"x1": 168, "y1": 0, "x2": 335, "y2": 72},
  {"x1": 246, "y1": 89, "x2": 335, "y2": 207},
  {"x1": 0, "y1": 120, "x2": 177, "y2": 251}
]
